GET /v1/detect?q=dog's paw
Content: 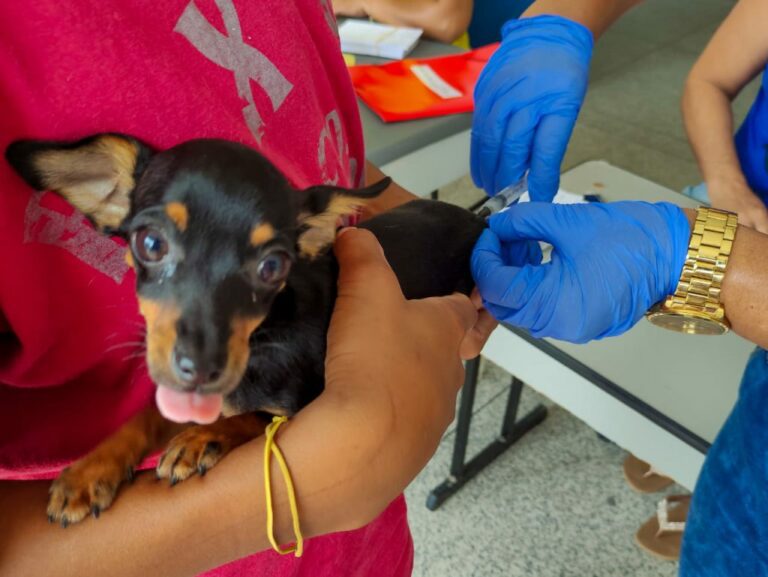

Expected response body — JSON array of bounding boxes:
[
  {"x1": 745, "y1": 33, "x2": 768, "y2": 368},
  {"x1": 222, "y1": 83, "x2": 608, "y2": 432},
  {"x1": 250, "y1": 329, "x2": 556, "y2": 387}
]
[
  {"x1": 156, "y1": 426, "x2": 232, "y2": 485},
  {"x1": 48, "y1": 456, "x2": 134, "y2": 527}
]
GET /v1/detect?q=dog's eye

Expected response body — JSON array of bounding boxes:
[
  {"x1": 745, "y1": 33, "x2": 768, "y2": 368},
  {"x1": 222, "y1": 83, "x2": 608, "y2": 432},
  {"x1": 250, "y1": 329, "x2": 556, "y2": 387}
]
[
  {"x1": 132, "y1": 227, "x2": 169, "y2": 264},
  {"x1": 257, "y1": 251, "x2": 291, "y2": 284}
]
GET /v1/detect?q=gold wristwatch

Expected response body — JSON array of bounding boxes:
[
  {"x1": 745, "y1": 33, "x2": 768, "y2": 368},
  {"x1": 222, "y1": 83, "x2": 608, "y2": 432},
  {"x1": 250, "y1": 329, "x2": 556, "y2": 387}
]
[{"x1": 646, "y1": 206, "x2": 737, "y2": 335}]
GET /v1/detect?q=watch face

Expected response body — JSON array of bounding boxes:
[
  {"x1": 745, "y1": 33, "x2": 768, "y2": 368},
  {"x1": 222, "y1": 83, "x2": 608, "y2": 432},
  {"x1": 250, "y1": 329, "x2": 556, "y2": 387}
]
[{"x1": 647, "y1": 311, "x2": 729, "y2": 335}]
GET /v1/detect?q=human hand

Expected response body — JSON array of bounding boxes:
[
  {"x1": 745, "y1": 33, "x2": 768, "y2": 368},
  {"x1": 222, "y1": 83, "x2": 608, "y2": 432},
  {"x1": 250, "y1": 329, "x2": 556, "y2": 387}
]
[
  {"x1": 708, "y1": 179, "x2": 768, "y2": 234},
  {"x1": 471, "y1": 15, "x2": 593, "y2": 201},
  {"x1": 323, "y1": 228, "x2": 477, "y2": 503},
  {"x1": 332, "y1": 0, "x2": 366, "y2": 17},
  {"x1": 471, "y1": 202, "x2": 691, "y2": 343},
  {"x1": 460, "y1": 288, "x2": 498, "y2": 360}
]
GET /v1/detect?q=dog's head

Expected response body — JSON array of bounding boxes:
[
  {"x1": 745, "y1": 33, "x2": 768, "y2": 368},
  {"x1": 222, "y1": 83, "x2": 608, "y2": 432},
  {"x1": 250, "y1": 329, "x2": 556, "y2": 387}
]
[{"x1": 6, "y1": 134, "x2": 389, "y2": 420}]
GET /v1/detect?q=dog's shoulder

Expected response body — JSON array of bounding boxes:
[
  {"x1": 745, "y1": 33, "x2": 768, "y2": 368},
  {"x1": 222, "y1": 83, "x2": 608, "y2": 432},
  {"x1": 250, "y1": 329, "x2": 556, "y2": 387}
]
[{"x1": 360, "y1": 199, "x2": 485, "y2": 299}]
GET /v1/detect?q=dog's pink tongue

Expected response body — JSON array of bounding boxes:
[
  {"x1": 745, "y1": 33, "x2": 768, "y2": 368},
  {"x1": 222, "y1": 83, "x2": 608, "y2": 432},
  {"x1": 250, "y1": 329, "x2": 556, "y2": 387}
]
[{"x1": 155, "y1": 386, "x2": 223, "y2": 424}]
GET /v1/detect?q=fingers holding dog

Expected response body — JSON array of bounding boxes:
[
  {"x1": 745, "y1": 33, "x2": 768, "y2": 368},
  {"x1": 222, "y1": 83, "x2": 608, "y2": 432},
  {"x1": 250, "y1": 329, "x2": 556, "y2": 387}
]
[
  {"x1": 333, "y1": 227, "x2": 400, "y2": 299},
  {"x1": 459, "y1": 289, "x2": 499, "y2": 360},
  {"x1": 328, "y1": 228, "x2": 476, "y2": 426}
]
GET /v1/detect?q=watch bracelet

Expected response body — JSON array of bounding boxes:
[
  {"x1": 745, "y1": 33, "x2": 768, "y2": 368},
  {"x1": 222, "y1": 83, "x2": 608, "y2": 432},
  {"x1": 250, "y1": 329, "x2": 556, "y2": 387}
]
[{"x1": 664, "y1": 207, "x2": 737, "y2": 319}]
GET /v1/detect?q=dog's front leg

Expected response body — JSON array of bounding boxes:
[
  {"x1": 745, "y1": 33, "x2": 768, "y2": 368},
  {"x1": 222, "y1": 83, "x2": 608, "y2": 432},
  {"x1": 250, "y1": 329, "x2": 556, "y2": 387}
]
[
  {"x1": 156, "y1": 413, "x2": 268, "y2": 485},
  {"x1": 48, "y1": 406, "x2": 182, "y2": 527}
]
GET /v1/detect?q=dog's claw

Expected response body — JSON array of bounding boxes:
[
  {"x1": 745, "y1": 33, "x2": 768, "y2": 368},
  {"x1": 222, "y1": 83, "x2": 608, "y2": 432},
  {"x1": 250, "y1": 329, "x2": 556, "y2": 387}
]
[
  {"x1": 61, "y1": 517, "x2": 70, "y2": 529},
  {"x1": 91, "y1": 505, "x2": 101, "y2": 519}
]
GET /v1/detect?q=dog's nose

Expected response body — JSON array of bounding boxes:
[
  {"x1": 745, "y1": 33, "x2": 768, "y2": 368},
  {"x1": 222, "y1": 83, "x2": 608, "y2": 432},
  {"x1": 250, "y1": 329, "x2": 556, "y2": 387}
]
[{"x1": 172, "y1": 349, "x2": 221, "y2": 386}]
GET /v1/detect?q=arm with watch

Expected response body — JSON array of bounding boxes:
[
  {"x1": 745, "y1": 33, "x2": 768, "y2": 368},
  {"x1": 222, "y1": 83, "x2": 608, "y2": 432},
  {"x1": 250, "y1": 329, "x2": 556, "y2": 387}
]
[{"x1": 471, "y1": 201, "x2": 768, "y2": 347}]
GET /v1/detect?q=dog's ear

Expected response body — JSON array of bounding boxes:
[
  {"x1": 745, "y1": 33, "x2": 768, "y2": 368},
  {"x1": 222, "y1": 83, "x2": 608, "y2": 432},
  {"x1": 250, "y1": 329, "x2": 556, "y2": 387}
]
[
  {"x1": 296, "y1": 177, "x2": 391, "y2": 258},
  {"x1": 5, "y1": 134, "x2": 152, "y2": 233}
]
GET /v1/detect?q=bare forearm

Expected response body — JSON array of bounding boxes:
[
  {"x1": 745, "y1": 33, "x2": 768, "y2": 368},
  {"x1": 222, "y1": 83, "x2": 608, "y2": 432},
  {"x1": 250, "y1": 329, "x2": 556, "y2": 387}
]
[
  {"x1": 682, "y1": 78, "x2": 745, "y2": 188},
  {"x1": 0, "y1": 472, "x2": 243, "y2": 577},
  {"x1": 522, "y1": 0, "x2": 641, "y2": 39},
  {"x1": 682, "y1": 0, "x2": 768, "y2": 190},
  {"x1": 358, "y1": 0, "x2": 472, "y2": 43},
  {"x1": 719, "y1": 219, "x2": 768, "y2": 348},
  {"x1": 361, "y1": 161, "x2": 417, "y2": 220},
  {"x1": 0, "y1": 398, "x2": 391, "y2": 577},
  {"x1": 679, "y1": 209, "x2": 768, "y2": 347}
]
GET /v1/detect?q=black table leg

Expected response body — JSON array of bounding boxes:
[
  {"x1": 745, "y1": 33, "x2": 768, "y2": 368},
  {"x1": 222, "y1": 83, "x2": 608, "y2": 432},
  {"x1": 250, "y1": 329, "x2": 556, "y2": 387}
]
[{"x1": 426, "y1": 357, "x2": 548, "y2": 511}]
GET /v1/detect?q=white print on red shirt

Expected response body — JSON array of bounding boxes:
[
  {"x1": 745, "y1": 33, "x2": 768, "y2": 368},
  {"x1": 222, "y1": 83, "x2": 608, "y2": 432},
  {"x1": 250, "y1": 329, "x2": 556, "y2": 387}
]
[
  {"x1": 174, "y1": 0, "x2": 355, "y2": 187},
  {"x1": 24, "y1": 192, "x2": 130, "y2": 285},
  {"x1": 174, "y1": 0, "x2": 294, "y2": 143},
  {"x1": 318, "y1": 109, "x2": 358, "y2": 186}
]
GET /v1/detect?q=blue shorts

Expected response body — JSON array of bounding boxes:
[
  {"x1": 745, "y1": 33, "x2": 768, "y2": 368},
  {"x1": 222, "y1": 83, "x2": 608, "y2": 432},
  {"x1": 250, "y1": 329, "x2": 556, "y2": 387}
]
[{"x1": 680, "y1": 347, "x2": 768, "y2": 575}]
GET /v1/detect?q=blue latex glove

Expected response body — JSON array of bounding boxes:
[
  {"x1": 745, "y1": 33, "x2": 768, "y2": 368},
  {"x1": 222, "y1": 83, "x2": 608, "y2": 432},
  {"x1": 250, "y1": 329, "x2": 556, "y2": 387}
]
[
  {"x1": 471, "y1": 15, "x2": 593, "y2": 201},
  {"x1": 471, "y1": 202, "x2": 691, "y2": 343}
]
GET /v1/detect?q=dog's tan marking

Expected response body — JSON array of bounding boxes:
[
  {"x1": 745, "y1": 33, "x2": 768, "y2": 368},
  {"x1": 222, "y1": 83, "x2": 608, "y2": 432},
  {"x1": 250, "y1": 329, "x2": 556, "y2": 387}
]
[
  {"x1": 258, "y1": 406, "x2": 290, "y2": 417},
  {"x1": 250, "y1": 222, "x2": 275, "y2": 246},
  {"x1": 47, "y1": 406, "x2": 185, "y2": 526},
  {"x1": 138, "y1": 298, "x2": 182, "y2": 380},
  {"x1": 156, "y1": 413, "x2": 268, "y2": 483},
  {"x1": 223, "y1": 316, "x2": 264, "y2": 383},
  {"x1": 34, "y1": 135, "x2": 138, "y2": 230},
  {"x1": 165, "y1": 202, "x2": 189, "y2": 232},
  {"x1": 298, "y1": 194, "x2": 368, "y2": 258},
  {"x1": 221, "y1": 400, "x2": 287, "y2": 419},
  {"x1": 221, "y1": 399, "x2": 239, "y2": 418},
  {"x1": 124, "y1": 249, "x2": 134, "y2": 269}
]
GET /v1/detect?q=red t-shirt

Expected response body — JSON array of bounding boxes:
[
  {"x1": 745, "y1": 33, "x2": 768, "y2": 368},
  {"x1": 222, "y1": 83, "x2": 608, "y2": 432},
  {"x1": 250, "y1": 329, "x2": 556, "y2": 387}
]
[{"x1": 0, "y1": 1, "x2": 412, "y2": 575}]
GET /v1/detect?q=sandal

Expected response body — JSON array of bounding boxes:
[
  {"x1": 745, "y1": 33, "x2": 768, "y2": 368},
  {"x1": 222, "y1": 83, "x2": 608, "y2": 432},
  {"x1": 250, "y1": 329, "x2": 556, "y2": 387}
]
[
  {"x1": 635, "y1": 495, "x2": 690, "y2": 561},
  {"x1": 623, "y1": 453, "x2": 674, "y2": 493}
]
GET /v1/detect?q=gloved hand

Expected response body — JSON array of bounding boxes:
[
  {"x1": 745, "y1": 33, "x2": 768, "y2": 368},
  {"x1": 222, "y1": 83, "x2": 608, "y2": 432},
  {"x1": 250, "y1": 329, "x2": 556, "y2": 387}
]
[
  {"x1": 471, "y1": 15, "x2": 593, "y2": 201},
  {"x1": 471, "y1": 202, "x2": 692, "y2": 343}
]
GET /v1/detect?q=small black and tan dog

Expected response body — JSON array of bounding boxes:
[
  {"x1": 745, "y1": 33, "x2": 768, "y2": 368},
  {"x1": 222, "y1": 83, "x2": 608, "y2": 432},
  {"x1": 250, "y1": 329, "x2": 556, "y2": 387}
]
[{"x1": 5, "y1": 134, "x2": 485, "y2": 526}]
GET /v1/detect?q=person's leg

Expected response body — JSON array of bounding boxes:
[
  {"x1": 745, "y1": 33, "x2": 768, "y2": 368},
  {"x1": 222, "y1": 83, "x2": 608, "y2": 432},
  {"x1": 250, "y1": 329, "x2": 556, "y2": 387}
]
[{"x1": 680, "y1": 347, "x2": 768, "y2": 576}]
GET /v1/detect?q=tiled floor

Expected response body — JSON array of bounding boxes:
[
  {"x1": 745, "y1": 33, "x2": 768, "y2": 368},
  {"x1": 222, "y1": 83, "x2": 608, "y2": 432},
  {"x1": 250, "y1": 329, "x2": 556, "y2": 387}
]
[
  {"x1": 406, "y1": 1, "x2": 753, "y2": 575},
  {"x1": 406, "y1": 362, "x2": 687, "y2": 577}
]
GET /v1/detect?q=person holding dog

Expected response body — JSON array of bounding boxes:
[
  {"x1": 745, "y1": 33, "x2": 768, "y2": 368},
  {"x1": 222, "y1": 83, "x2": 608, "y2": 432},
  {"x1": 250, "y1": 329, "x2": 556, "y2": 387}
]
[{"x1": 0, "y1": 1, "x2": 485, "y2": 576}]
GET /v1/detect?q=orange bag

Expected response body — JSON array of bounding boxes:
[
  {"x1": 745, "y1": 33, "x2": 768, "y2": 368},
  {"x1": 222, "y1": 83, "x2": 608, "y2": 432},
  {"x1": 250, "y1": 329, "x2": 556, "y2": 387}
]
[{"x1": 348, "y1": 44, "x2": 498, "y2": 122}]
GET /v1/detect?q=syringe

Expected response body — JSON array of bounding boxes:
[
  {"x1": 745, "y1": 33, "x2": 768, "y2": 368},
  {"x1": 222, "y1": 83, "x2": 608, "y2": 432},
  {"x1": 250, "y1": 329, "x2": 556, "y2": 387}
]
[{"x1": 476, "y1": 173, "x2": 528, "y2": 219}]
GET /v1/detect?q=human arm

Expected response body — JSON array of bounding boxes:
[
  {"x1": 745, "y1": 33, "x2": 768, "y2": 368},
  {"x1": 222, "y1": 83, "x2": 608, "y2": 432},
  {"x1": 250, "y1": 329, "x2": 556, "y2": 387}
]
[
  {"x1": 717, "y1": 218, "x2": 768, "y2": 346},
  {"x1": 332, "y1": 0, "x2": 473, "y2": 43},
  {"x1": 471, "y1": 0, "x2": 641, "y2": 200},
  {"x1": 682, "y1": 0, "x2": 768, "y2": 233},
  {"x1": 360, "y1": 161, "x2": 418, "y2": 220},
  {"x1": 521, "y1": 0, "x2": 641, "y2": 39},
  {"x1": 471, "y1": 201, "x2": 768, "y2": 348},
  {"x1": 0, "y1": 229, "x2": 477, "y2": 577}
]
